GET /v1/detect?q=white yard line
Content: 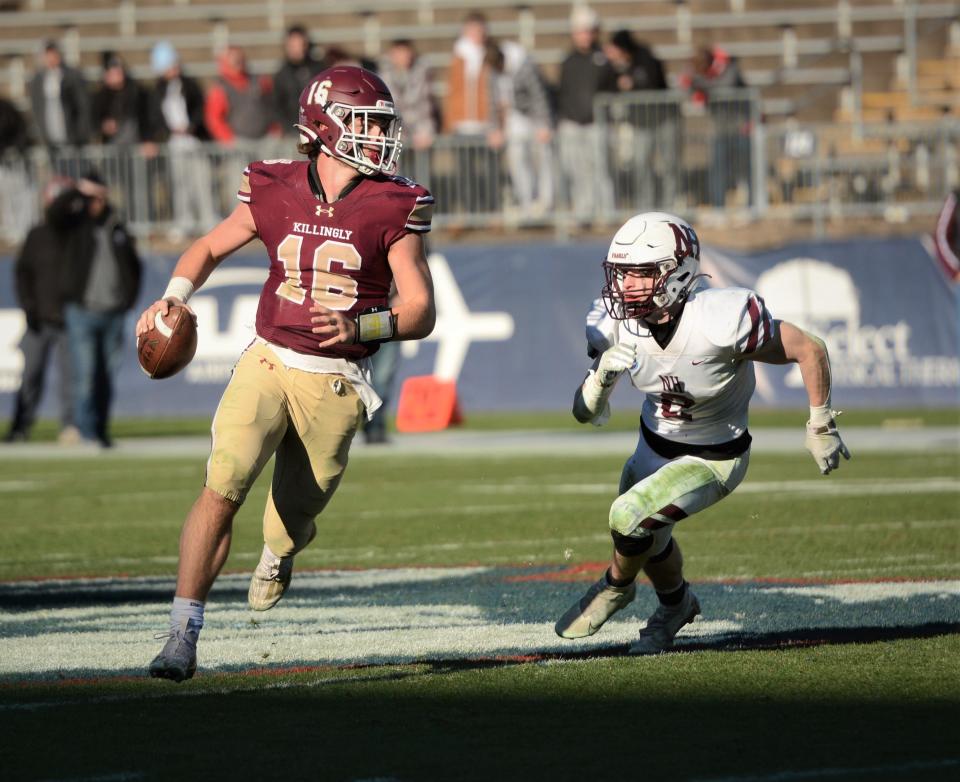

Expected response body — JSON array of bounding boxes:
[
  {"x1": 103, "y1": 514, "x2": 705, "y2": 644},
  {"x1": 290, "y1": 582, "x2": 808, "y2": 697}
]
[
  {"x1": 104, "y1": 477, "x2": 956, "y2": 502},
  {"x1": 0, "y1": 480, "x2": 41, "y2": 491},
  {"x1": 796, "y1": 562, "x2": 960, "y2": 578},
  {"x1": 693, "y1": 518, "x2": 960, "y2": 536},
  {"x1": 462, "y1": 477, "x2": 960, "y2": 496},
  {"x1": 0, "y1": 427, "x2": 957, "y2": 460}
]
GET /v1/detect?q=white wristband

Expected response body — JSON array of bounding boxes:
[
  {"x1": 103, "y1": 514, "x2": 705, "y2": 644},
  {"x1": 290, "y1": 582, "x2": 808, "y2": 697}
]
[
  {"x1": 808, "y1": 402, "x2": 833, "y2": 428},
  {"x1": 581, "y1": 371, "x2": 614, "y2": 419},
  {"x1": 163, "y1": 276, "x2": 194, "y2": 303}
]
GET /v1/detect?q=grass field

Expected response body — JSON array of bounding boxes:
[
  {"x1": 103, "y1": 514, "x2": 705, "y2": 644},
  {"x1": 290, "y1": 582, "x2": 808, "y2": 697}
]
[
  {"x1": 1, "y1": 427, "x2": 958, "y2": 781},
  {"x1": 17, "y1": 406, "x2": 960, "y2": 441}
]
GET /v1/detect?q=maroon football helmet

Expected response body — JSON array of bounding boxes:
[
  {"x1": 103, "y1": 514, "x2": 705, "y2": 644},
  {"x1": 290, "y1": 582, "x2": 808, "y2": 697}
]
[{"x1": 295, "y1": 66, "x2": 402, "y2": 176}]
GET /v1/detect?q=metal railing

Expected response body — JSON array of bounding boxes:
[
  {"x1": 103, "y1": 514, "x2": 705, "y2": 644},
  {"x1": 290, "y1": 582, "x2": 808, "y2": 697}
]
[
  {"x1": 764, "y1": 121, "x2": 960, "y2": 230},
  {"x1": 0, "y1": 90, "x2": 956, "y2": 244},
  {"x1": 593, "y1": 89, "x2": 764, "y2": 219}
]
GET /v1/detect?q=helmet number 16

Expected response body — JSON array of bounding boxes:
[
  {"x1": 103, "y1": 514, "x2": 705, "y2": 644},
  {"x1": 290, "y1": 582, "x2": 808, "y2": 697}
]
[{"x1": 305, "y1": 79, "x2": 332, "y2": 107}]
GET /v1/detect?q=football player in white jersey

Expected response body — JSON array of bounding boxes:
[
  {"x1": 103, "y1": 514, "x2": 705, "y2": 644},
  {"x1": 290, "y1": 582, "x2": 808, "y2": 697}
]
[{"x1": 555, "y1": 212, "x2": 850, "y2": 654}]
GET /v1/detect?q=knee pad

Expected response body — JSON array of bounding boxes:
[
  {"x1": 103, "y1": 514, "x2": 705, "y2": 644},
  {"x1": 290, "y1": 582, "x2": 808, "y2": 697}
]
[
  {"x1": 611, "y1": 529, "x2": 654, "y2": 557},
  {"x1": 608, "y1": 492, "x2": 640, "y2": 537},
  {"x1": 609, "y1": 490, "x2": 680, "y2": 537}
]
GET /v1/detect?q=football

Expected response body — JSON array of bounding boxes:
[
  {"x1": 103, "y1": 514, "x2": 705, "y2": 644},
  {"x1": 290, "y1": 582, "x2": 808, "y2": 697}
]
[{"x1": 137, "y1": 304, "x2": 198, "y2": 379}]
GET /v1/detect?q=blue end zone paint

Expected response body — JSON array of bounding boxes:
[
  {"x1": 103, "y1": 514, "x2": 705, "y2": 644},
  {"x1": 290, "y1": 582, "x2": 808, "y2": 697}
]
[{"x1": 0, "y1": 566, "x2": 957, "y2": 682}]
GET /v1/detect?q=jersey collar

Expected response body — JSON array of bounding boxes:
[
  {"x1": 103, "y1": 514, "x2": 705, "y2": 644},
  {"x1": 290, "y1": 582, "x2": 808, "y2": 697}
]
[
  {"x1": 308, "y1": 160, "x2": 364, "y2": 203},
  {"x1": 645, "y1": 301, "x2": 687, "y2": 350}
]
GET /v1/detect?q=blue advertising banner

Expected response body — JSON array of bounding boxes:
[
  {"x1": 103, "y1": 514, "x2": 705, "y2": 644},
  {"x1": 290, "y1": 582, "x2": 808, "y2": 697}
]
[
  {"x1": 0, "y1": 236, "x2": 956, "y2": 418},
  {"x1": 701, "y1": 237, "x2": 959, "y2": 408}
]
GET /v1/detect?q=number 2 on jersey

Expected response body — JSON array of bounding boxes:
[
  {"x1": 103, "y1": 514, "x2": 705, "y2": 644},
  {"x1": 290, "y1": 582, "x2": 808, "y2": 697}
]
[{"x1": 275, "y1": 234, "x2": 362, "y2": 310}]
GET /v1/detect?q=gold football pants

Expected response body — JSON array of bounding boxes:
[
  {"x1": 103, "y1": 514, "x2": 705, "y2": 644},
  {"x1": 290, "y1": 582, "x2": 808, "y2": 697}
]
[{"x1": 206, "y1": 341, "x2": 364, "y2": 557}]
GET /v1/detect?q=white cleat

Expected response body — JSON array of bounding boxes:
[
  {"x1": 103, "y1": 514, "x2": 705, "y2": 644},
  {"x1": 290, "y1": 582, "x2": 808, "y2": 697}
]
[
  {"x1": 628, "y1": 588, "x2": 701, "y2": 655},
  {"x1": 248, "y1": 544, "x2": 294, "y2": 611},
  {"x1": 555, "y1": 575, "x2": 636, "y2": 639}
]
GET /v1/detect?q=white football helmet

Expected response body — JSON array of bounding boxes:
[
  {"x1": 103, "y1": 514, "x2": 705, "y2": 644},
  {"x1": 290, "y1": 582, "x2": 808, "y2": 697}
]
[{"x1": 601, "y1": 211, "x2": 701, "y2": 322}]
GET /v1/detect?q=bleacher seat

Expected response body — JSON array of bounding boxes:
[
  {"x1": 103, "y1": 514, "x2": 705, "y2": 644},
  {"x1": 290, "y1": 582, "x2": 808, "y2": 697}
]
[{"x1": 0, "y1": 0, "x2": 956, "y2": 126}]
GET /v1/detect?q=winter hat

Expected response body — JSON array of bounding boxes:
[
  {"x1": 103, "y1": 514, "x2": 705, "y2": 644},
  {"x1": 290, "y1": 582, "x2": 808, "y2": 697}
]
[{"x1": 151, "y1": 41, "x2": 179, "y2": 74}]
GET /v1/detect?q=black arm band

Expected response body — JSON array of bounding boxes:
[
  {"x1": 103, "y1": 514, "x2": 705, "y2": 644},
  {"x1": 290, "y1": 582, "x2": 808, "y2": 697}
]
[{"x1": 354, "y1": 306, "x2": 397, "y2": 344}]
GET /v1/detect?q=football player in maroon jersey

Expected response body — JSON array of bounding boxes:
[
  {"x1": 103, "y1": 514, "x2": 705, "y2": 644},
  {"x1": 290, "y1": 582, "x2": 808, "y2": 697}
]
[{"x1": 136, "y1": 66, "x2": 436, "y2": 681}]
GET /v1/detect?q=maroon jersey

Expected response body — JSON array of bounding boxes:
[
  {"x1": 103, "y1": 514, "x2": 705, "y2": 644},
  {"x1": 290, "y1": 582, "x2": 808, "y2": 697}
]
[{"x1": 237, "y1": 159, "x2": 433, "y2": 359}]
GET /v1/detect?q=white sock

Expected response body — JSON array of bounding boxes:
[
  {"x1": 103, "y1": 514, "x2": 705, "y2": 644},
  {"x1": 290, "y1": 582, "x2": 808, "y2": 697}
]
[
  {"x1": 262, "y1": 543, "x2": 281, "y2": 563},
  {"x1": 171, "y1": 595, "x2": 205, "y2": 637}
]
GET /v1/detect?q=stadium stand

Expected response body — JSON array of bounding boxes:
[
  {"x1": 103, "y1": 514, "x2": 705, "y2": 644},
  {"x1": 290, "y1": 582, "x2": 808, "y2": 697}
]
[
  {"x1": 0, "y1": 0, "x2": 956, "y2": 118},
  {"x1": 0, "y1": 0, "x2": 956, "y2": 246}
]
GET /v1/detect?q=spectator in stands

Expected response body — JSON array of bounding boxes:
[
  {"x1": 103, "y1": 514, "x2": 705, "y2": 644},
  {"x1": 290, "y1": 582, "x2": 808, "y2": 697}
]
[
  {"x1": 4, "y1": 178, "x2": 77, "y2": 444},
  {"x1": 605, "y1": 29, "x2": 666, "y2": 93},
  {"x1": 323, "y1": 46, "x2": 378, "y2": 72},
  {"x1": 443, "y1": 12, "x2": 501, "y2": 215},
  {"x1": 485, "y1": 38, "x2": 554, "y2": 217},
  {"x1": 444, "y1": 12, "x2": 491, "y2": 135},
  {"x1": 0, "y1": 97, "x2": 33, "y2": 242},
  {"x1": 52, "y1": 172, "x2": 141, "y2": 448},
  {"x1": 91, "y1": 52, "x2": 152, "y2": 224},
  {"x1": 362, "y1": 342, "x2": 400, "y2": 445},
  {"x1": 362, "y1": 284, "x2": 401, "y2": 445},
  {"x1": 92, "y1": 52, "x2": 148, "y2": 145},
  {"x1": 604, "y1": 29, "x2": 675, "y2": 209},
  {"x1": 379, "y1": 39, "x2": 436, "y2": 152},
  {"x1": 680, "y1": 45, "x2": 751, "y2": 208},
  {"x1": 683, "y1": 45, "x2": 746, "y2": 106},
  {"x1": 556, "y1": 5, "x2": 617, "y2": 225},
  {"x1": 145, "y1": 41, "x2": 216, "y2": 238},
  {"x1": 273, "y1": 25, "x2": 324, "y2": 136},
  {"x1": 28, "y1": 41, "x2": 91, "y2": 151},
  {"x1": 0, "y1": 97, "x2": 29, "y2": 154},
  {"x1": 205, "y1": 46, "x2": 277, "y2": 144}
]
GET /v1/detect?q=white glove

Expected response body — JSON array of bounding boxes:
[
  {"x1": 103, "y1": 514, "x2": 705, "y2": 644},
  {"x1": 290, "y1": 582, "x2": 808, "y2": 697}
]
[
  {"x1": 579, "y1": 343, "x2": 637, "y2": 426},
  {"x1": 596, "y1": 343, "x2": 638, "y2": 387},
  {"x1": 805, "y1": 407, "x2": 851, "y2": 475}
]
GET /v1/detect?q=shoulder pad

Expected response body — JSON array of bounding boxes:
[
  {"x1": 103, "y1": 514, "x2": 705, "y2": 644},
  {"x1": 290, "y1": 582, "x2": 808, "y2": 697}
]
[
  {"x1": 376, "y1": 176, "x2": 434, "y2": 234},
  {"x1": 586, "y1": 297, "x2": 618, "y2": 357},
  {"x1": 694, "y1": 287, "x2": 755, "y2": 349}
]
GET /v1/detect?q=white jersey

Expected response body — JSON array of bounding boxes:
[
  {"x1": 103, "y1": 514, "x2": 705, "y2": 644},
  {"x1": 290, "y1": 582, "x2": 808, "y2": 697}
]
[{"x1": 586, "y1": 286, "x2": 776, "y2": 444}]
